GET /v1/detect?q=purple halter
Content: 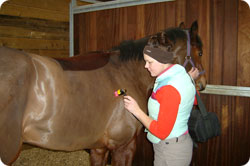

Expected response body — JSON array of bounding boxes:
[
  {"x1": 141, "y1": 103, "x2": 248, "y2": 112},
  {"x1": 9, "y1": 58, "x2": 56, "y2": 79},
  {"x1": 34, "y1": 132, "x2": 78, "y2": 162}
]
[{"x1": 183, "y1": 30, "x2": 205, "y2": 75}]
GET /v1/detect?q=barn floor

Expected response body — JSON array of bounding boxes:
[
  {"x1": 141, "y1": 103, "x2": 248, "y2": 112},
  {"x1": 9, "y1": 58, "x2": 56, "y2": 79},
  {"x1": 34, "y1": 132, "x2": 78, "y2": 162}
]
[{"x1": 12, "y1": 144, "x2": 91, "y2": 166}]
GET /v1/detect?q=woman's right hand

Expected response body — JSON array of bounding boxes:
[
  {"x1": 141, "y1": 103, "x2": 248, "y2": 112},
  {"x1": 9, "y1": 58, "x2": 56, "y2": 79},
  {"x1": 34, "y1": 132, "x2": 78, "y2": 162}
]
[{"x1": 123, "y1": 96, "x2": 141, "y2": 116}]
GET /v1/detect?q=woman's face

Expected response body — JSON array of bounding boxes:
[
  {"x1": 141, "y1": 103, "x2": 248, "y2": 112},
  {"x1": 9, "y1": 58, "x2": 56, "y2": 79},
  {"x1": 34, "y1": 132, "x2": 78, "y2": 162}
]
[{"x1": 144, "y1": 54, "x2": 170, "y2": 77}]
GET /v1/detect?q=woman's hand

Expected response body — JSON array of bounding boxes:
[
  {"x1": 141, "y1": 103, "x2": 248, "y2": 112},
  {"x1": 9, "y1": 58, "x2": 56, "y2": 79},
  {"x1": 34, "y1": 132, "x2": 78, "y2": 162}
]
[
  {"x1": 188, "y1": 67, "x2": 199, "y2": 80},
  {"x1": 123, "y1": 95, "x2": 153, "y2": 129},
  {"x1": 123, "y1": 96, "x2": 141, "y2": 116}
]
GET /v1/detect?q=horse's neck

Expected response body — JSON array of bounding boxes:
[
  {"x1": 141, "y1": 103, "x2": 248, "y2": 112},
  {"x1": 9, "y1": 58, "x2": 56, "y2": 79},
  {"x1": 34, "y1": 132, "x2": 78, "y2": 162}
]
[
  {"x1": 127, "y1": 60, "x2": 154, "y2": 94},
  {"x1": 173, "y1": 40, "x2": 187, "y2": 67}
]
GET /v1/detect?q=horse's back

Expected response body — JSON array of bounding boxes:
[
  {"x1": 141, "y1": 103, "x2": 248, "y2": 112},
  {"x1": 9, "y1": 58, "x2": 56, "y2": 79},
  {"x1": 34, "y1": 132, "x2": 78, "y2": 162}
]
[
  {"x1": 54, "y1": 51, "x2": 110, "y2": 71},
  {"x1": 0, "y1": 47, "x2": 33, "y2": 165}
]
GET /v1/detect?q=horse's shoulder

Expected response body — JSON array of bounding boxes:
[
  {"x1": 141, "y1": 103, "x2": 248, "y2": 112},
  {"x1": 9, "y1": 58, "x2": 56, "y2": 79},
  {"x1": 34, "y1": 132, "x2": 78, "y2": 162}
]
[{"x1": 54, "y1": 51, "x2": 111, "y2": 71}]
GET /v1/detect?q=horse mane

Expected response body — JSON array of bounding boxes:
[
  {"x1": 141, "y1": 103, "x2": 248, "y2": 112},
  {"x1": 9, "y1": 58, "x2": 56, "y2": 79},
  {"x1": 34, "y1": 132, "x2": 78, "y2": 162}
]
[
  {"x1": 54, "y1": 27, "x2": 203, "y2": 71},
  {"x1": 114, "y1": 37, "x2": 150, "y2": 61},
  {"x1": 115, "y1": 27, "x2": 202, "y2": 61}
]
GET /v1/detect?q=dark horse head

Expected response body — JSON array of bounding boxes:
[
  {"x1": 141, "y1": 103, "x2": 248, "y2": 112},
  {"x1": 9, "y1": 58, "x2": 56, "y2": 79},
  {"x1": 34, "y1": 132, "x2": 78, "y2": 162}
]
[{"x1": 116, "y1": 21, "x2": 206, "y2": 91}]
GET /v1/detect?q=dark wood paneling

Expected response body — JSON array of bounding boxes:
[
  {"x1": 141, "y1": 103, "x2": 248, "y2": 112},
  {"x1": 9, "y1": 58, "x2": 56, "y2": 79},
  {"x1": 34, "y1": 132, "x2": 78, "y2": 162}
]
[
  {"x1": 75, "y1": 2, "x2": 178, "y2": 55},
  {"x1": 236, "y1": 1, "x2": 250, "y2": 165},
  {"x1": 210, "y1": 0, "x2": 225, "y2": 85},
  {"x1": 74, "y1": 14, "x2": 80, "y2": 55},
  {"x1": 238, "y1": 0, "x2": 250, "y2": 87},
  {"x1": 222, "y1": 0, "x2": 237, "y2": 85}
]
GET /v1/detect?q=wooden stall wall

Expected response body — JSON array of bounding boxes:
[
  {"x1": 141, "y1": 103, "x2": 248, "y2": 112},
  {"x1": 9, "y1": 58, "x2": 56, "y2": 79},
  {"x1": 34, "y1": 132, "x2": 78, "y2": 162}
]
[
  {"x1": 74, "y1": 0, "x2": 250, "y2": 166},
  {"x1": 236, "y1": 0, "x2": 250, "y2": 164},
  {"x1": 0, "y1": 0, "x2": 89, "y2": 58}
]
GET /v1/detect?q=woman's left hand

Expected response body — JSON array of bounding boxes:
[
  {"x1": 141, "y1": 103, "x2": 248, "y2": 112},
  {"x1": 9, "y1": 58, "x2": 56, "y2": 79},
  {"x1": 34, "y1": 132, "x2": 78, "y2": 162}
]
[
  {"x1": 123, "y1": 96, "x2": 141, "y2": 116},
  {"x1": 188, "y1": 67, "x2": 199, "y2": 80}
]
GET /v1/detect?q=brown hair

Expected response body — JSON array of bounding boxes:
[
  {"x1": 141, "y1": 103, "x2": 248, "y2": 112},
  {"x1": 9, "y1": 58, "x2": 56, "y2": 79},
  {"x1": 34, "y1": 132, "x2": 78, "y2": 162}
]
[{"x1": 143, "y1": 31, "x2": 174, "y2": 64}]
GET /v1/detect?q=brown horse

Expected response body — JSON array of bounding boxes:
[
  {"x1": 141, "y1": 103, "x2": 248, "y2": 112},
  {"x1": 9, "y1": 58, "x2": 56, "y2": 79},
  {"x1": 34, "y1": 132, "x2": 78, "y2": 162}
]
[{"x1": 0, "y1": 21, "x2": 206, "y2": 166}]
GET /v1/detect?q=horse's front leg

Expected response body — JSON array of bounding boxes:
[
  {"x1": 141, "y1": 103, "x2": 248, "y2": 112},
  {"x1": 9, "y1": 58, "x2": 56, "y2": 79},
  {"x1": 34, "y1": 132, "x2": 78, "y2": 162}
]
[
  {"x1": 90, "y1": 148, "x2": 109, "y2": 166},
  {"x1": 111, "y1": 136, "x2": 137, "y2": 166}
]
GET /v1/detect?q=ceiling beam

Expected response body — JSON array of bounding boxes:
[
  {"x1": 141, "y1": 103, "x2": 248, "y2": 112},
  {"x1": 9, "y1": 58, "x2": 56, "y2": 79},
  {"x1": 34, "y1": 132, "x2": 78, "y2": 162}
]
[{"x1": 74, "y1": 0, "x2": 175, "y2": 14}]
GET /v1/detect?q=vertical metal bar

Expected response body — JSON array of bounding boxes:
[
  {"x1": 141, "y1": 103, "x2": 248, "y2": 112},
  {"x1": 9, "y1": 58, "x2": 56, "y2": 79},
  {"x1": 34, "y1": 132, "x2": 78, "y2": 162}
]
[{"x1": 69, "y1": 0, "x2": 76, "y2": 57}]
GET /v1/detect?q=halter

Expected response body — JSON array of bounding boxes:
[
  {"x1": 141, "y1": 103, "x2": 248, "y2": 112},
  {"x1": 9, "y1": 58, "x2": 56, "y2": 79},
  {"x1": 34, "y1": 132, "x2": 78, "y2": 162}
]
[{"x1": 183, "y1": 30, "x2": 205, "y2": 75}]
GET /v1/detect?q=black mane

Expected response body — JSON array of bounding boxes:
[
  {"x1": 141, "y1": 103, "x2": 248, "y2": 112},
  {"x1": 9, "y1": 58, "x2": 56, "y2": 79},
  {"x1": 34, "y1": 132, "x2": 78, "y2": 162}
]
[
  {"x1": 115, "y1": 28, "x2": 187, "y2": 61},
  {"x1": 115, "y1": 27, "x2": 202, "y2": 62},
  {"x1": 115, "y1": 36, "x2": 150, "y2": 61}
]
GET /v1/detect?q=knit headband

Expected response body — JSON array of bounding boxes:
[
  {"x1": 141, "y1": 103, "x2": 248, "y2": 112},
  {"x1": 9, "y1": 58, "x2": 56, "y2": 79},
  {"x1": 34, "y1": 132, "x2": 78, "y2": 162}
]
[{"x1": 143, "y1": 45, "x2": 174, "y2": 64}]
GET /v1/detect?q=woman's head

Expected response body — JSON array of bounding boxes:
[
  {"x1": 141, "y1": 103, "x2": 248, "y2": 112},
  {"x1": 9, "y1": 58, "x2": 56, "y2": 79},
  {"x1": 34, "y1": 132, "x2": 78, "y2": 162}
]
[
  {"x1": 143, "y1": 45, "x2": 173, "y2": 64},
  {"x1": 143, "y1": 33, "x2": 174, "y2": 77},
  {"x1": 144, "y1": 53, "x2": 171, "y2": 77}
]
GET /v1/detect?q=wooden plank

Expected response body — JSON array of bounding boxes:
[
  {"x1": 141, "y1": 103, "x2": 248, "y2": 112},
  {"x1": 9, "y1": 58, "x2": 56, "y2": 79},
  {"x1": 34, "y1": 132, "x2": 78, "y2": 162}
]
[
  {"x1": 101, "y1": 9, "x2": 118, "y2": 49},
  {"x1": 222, "y1": 0, "x2": 237, "y2": 85},
  {"x1": 209, "y1": 0, "x2": 225, "y2": 84},
  {"x1": 3, "y1": 0, "x2": 70, "y2": 12},
  {"x1": 235, "y1": 2, "x2": 250, "y2": 164},
  {"x1": 119, "y1": 7, "x2": 128, "y2": 41},
  {"x1": 238, "y1": 0, "x2": 250, "y2": 87},
  {"x1": 127, "y1": 6, "x2": 137, "y2": 40},
  {"x1": 175, "y1": 0, "x2": 186, "y2": 26},
  {"x1": 108, "y1": 9, "x2": 119, "y2": 47},
  {"x1": 234, "y1": 97, "x2": 250, "y2": 165},
  {"x1": 89, "y1": 12, "x2": 97, "y2": 51},
  {"x1": 136, "y1": 5, "x2": 145, "y2": 39},
  {"x1": 200, "y1": 84, "x2": 250, "y2": 97},
  {"x1": 0, "y1": 26, "x2": 68, "y2": 40},
  {"x1": 186, "y1": 0, "x2": 198, "y2": 26},
  {"x1": 78, "y1": 13, "x2": 87, "y2": 54},
  {"x1": 197, "y1": 0, "x2": 211, "y2": 80},
  {"x1": 155, "y1": 3, "x2": 165, "y2": 31},
  {"x1": 112, "y1": 8, "x2": 122, "y2": 46},
  {"x1": 0, "y1": 15, "x2": 69, "y2": 33},
  {"x1": 220, "y1": 96, "x2": 234, "y2": 166},
  {"x1": 144, "y1": 3, "x2": 158, "y2": 35},
  {"x1": 0, "y1": 3, "x2": 69, "y2": 22},
  {"x1": 74, "y1": 14, "x2": 80, "y2": 55},
  {"x1": 164, "y1": 1, "x2": 175, "y2": 27},
  {"x1": 0, "y1": 37, "x2": 69, "y2": 50}
]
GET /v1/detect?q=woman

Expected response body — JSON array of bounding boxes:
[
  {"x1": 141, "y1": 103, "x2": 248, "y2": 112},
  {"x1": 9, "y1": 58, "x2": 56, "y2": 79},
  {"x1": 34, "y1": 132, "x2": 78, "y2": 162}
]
[{"x1": 123, "y1": 43, "x2": 199, "y2": 166}]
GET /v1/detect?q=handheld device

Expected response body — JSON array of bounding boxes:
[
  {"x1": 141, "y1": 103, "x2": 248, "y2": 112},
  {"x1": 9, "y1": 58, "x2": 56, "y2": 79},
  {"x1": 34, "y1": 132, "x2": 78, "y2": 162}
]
[{"x1": 114, "y1": 89, "x2": 127, "y2": 97}]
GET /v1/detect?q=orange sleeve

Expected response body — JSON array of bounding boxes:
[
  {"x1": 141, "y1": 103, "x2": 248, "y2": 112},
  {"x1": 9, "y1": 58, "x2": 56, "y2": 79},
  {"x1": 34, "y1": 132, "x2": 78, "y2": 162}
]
[{"x1": 149, "y1": 85, "x2": 181, "y2": 140}]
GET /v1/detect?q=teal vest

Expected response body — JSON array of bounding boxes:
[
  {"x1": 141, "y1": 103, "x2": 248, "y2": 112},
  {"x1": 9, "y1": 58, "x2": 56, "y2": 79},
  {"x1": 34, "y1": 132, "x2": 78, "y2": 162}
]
[{"x1": 146, "y1": 64, "x2": 195, "y2": 144}]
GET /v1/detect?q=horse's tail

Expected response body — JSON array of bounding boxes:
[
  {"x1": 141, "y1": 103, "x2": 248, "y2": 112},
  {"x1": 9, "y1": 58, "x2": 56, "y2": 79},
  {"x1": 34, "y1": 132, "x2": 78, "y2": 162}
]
[
  {"x1": 111, "y1": 36, "x2": 150, "y2": 61},
  {"x1": 0, "y1": 47, "x2": 32, "y2": 165}
]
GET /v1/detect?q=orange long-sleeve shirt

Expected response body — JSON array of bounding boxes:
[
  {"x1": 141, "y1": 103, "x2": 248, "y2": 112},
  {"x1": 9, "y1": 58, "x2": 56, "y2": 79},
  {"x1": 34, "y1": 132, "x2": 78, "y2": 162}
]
[{"x1": 149, "y1": 86, "x2": 197, "y2": 140}]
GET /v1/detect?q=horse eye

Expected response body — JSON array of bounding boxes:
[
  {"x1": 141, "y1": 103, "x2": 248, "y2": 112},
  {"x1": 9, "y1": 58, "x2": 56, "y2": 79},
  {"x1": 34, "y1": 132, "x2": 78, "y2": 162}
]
[{"x1": 199, "y1": 52, "x2": 202, "y2": 56}]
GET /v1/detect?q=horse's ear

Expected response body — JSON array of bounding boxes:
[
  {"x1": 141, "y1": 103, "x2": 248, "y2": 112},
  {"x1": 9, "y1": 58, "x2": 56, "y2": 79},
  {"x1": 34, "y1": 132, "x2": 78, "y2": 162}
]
[
  {"x1": 190, "y1": 20, "x2": 198, "y2": 36},
  {"x1": 179, "y1": 22, "x2": 185, "y2": 29}
]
